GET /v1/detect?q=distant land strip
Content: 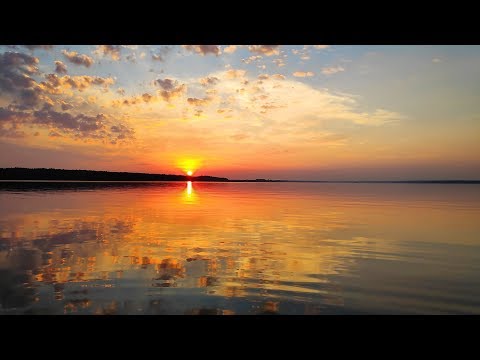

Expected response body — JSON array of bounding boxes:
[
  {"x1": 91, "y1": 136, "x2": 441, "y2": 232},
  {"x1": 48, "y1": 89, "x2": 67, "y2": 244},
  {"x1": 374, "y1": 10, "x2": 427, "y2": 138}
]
[
  {"x1": 0, "y1": 168, "x2": 228, "y2": 182},
  {"x1": 0, "y1": 168, "x2": 479, "y2": 183}
]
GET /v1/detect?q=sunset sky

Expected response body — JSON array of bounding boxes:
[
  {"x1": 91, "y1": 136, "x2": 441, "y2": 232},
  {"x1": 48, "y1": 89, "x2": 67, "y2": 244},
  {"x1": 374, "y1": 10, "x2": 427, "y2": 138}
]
[{"x1": 1, "y1": 45, "x2": 479, "y2": 180}]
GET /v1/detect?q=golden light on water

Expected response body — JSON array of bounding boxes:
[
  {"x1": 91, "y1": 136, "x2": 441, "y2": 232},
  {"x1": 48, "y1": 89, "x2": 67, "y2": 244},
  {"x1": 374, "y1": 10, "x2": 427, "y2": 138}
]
[
  {"x1": 182, "y1": 181, "x2": 197, "y2": 204},
  {"x1": 2, "y1": 182, "x2": 480, "y2": 314}
]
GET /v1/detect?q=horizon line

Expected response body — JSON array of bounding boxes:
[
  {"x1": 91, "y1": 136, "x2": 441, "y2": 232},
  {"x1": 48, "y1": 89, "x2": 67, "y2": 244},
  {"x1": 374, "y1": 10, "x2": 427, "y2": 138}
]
[{"x1": 1, "y1": 167, "x2": 480, "y2": 183}]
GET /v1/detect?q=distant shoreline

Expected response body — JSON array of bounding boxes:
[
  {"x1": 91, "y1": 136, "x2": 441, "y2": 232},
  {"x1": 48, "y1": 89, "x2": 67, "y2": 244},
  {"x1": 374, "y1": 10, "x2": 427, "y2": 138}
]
[
  {"x1": 0, "y1": 168, "x2": 228, "y2": 182},
  {"x1": 0, "y1": 180, "x2": 479, "y2": 184},
  {"x1": 0, "y1": 168, "x2": 479, "y2": 184}
]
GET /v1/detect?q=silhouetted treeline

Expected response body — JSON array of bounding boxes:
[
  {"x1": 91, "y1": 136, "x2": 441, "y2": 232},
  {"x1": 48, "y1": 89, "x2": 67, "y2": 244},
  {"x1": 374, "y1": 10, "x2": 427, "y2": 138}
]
[{"x1": 0, "y1": 168, "x2": 229, "y2": 182}]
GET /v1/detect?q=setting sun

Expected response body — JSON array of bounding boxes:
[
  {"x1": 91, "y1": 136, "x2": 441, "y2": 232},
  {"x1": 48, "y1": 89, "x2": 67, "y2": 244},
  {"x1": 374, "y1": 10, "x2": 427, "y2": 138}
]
[{"x1": 176, "y1": 158, "x2": 202, "y2": 176}]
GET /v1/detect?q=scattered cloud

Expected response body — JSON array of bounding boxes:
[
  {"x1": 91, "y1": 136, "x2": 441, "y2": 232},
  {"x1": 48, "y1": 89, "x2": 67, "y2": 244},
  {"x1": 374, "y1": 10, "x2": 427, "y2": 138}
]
[
  {"x1": 62, "y1": 50, "x2": 94, "y2": 68},
  {"x1": 199, "y1": 76, "x2": 220, "y2": 87},
  {"x1": 126, "y1": 53, "x2": 137, "y2": 63},
  {"x1": 60, "y1": 101, "x2": 73, "y2": 110},
  {"x1": 154, "y1": 78, "x2": 187, "y2": 101},
  {"x1": 21, "y1": 45, "x2": 54, "y2": 51},
  {"x1": 49, "y1": 130, "x2": 62, "y2": 137},
  {"x1": 0, "y1": 52, "x2": 39, "y2": 92},
  {"x1": 248, "y1": 45, "x2": 280, "y2": 56},
  {"x1": 223, "y1": 45, "x2": 237, "y2": 54},
  {"x1": 242, "y1": 55, "x2": 262, "y2": 64},
  {"x1": 273, "y1": 58, "x2": 285, "y2": 67},
  {"x1": 432, "y1": 58, "x2": 442, "y2": 63},
  {"x1": 54, "y1": 61, "x2": 68, "y2": 74},
  {"x1": 155, "y1": 78, "x2": 177, "y2": 91},
  {"x1": 187, "y1": 97, "x2": 213, "y2": 107},
  {"x1": 151, "y1": 46, "x2": 172, "y2": 62},
  {"x1": 40, "y1": 74, "x2": 115, "y2": 93},
  {"x1": 142, "y1": 93, "x2": 153, "y2": 103},
  {"x1": 321, "y1": 66, "x2": 345, "y2": 75},
  {"x1": 0, "y1": 106, "x2": 134, "y2": 143},
  {"x1": 313, "y1": 45, "x2": 329, "y2": 50},
  {"x1": 293, "y1": 71, "x2": 315, "y2": 77},
  {"x1": 112, "y1": 93, "x2": 156, "y2": 107},
  {"x1": 225, "y1": 69, "x2": 246, "y2": 79},
  {"x1": 94, "y1": 45, "x2": 122, "y2": 61},
  {"x1": 182, "y1": 45, "x2": 221, "y2": 56}
]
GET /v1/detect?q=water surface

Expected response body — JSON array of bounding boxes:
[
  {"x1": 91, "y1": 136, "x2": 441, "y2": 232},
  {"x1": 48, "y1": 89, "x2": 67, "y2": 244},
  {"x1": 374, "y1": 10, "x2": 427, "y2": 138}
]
[{"x1": 1, "y1": 181, "x2": 480, "y2": 314}]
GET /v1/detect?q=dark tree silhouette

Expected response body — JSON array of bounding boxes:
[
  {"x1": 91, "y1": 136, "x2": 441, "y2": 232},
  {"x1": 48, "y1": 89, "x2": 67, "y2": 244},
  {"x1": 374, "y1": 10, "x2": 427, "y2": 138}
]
[{"x1": 0, "y1": 168, "x2": 229, "y2": 182}]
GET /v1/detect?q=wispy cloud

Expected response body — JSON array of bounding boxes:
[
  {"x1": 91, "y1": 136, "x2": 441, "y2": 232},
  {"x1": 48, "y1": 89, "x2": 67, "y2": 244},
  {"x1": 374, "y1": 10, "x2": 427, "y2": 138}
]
[
  {"x1": 242, "y1": 55, "x2": 262, "y2": 64},
  {"x1": 21, "y1": 45, "x2": 54, "y2": 51},
  {"x1": 151, "y1": 46, "x2": 172, "y2": 62},
  {"x1": 273, "y1": 58, "x2": 286, "y2": 67},
  {"x1": 321, "y1": 66, "x2": 345, "y2": 75}
]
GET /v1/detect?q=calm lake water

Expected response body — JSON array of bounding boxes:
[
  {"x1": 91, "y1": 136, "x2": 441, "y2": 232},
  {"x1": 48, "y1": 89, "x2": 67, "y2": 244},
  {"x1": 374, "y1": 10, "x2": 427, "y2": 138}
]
[{"x1": 1, "y1": 181, "x2": 480, "y2": 315}]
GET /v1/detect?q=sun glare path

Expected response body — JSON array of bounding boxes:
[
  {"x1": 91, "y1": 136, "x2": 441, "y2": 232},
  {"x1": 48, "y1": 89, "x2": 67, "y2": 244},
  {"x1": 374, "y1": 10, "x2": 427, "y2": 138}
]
[{"x1": 182, "y1": 181, "x2": 198, "y2": 204}]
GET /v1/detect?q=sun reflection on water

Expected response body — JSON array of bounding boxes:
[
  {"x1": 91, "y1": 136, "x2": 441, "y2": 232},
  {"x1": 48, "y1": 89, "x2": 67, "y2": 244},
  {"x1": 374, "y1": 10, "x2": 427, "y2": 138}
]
[{"x1": 182, "y1": 181, "x2": 198, "y2": 204}]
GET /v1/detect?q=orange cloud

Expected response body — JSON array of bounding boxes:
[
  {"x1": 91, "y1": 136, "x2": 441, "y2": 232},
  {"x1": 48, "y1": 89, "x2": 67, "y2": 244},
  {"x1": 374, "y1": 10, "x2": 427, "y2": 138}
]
[
  {"x1": 40, "y1": 74, "x2": 115, "y2": 93},
  {"x1": 223, "y1": 45, "x2": 237, "y2": 54},
  {"x1": 182, "y1": 45, "x2": 221, "y2": 56},
  {"x1": 293, "y1": 71, "x2": 315, "y2": 77},
  {"x1": 154, "y1": 78, "x2": 186, "y2": 102},
  {"x1": 62, "y1": 50, "x2": 94, "y2": 68},
  {"x1": 187, "y1": 97, "x2": 213, "y2": 106},
  {"x1": 95, "y1": 45, "x2": 121, "y2": 61},
  {"x1": 248, "y1": 45, "x2": 280, "y2": 56},
  {"x1": 242, "y1": 55, "x2": 262, "y2": 64},
  {"x1": 225, "y1": 69, "x2": 246, "y2": 79},
  {"x1": 54, "y1": 61, "x2": 67, "y2": 74},
  {"x1": 199, "y1": 76, "x2": 219, "y2": 86}
]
